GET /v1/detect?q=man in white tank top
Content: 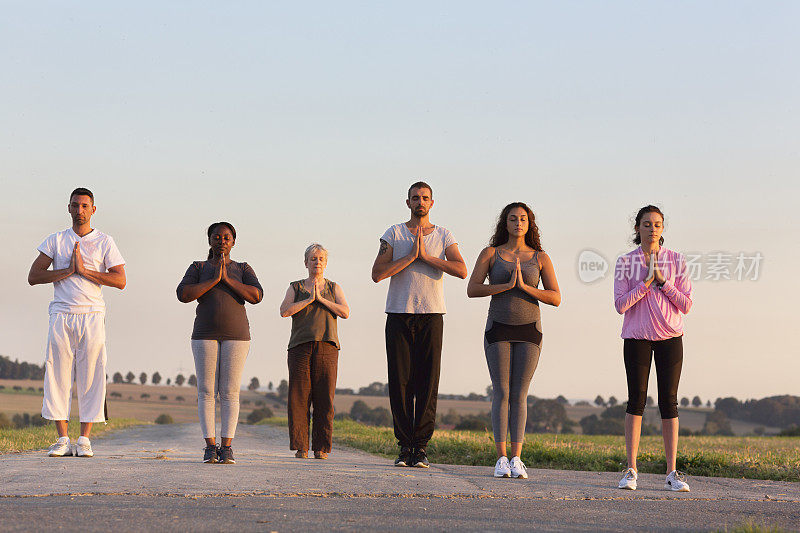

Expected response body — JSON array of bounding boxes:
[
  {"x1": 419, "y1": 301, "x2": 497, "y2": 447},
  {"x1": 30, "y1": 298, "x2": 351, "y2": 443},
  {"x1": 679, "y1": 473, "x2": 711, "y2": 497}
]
[
  {"x1": 371, "y1": 181, "x2": 467, "y2": 468},
  {"x1": 28, "y1": 188, "x2": 127, "y2": 458}
]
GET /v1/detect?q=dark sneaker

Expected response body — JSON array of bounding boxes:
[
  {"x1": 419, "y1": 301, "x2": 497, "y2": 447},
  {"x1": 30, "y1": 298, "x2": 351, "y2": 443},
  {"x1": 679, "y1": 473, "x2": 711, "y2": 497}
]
[
  {"x1": 394, "y1": 446, "x2": 413, "y2": 467},
  {"x1": 218, "y1": 445, "x2": 235, "y2": 464},
  {"x1": 412, "y1": 448, "x2": 430, "y2": 468},
  {"x1": 203, "y1": 445, "x2": 218, "y2": 464}
]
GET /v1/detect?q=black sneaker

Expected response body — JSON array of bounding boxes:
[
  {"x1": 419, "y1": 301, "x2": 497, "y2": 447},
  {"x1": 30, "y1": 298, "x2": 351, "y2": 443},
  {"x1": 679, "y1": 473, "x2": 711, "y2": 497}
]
[
  {"x1": 394, "y1": 446, "x2": 413, "y2": 467},
  {"x1": 412, "y1": 448, "x2": 430, "y2": 468},
  {"x1": 218, "y1": 445, "x2": 235, "y2": 464},
  {"x1": 203, "y1": 445, "x2": 218, "y2": 464}
]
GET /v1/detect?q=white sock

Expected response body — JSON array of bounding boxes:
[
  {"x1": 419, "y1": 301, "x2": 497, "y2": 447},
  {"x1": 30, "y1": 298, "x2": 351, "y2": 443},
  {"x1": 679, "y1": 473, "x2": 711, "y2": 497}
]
[{"x1": 77, "y1": 436, "x2": 90, "y2": 445}]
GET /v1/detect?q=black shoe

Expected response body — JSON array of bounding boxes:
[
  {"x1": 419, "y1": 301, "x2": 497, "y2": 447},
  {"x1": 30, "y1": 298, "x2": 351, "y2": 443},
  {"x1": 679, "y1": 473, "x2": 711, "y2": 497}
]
[
  {"x1": 394, "y1": 446, "x2": 413, "y2": 467},
  {"x1": 412, "y1": 448, "x2": 430, "y2": 468},
  {"x1": 203, "y1": 445, "x2": 218, "y2": 464},
  {"x1": 218, "y1": 445, "x2": 235, "y2": 464}
]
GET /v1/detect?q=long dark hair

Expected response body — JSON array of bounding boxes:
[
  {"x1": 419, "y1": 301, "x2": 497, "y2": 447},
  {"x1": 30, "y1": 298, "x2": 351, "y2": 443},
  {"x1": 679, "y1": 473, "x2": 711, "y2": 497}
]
[
  {"x1": 632, "y1": 205, "x2": 665, "y2": 246},
  {"x1": 207, "y1": 221, "x2": 236, "y2": 259},
  {"x1": 489, "y1": 202, "x2": 542, "y2": 251}
]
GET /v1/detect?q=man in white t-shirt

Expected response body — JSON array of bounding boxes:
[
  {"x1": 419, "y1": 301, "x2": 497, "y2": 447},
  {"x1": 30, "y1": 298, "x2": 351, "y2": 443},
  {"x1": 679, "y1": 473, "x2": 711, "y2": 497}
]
[
  {"x1": 28, "y1": 188, "x2": 127, "y2": 457},
  {"x1": 371, "y1": 181, "x2": 467, "y2": 468}
]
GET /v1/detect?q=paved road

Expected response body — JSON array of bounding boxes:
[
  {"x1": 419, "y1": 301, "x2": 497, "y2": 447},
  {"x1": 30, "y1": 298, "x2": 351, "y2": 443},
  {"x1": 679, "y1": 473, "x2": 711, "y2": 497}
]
[{"x1": 1, "y1": 423, "x2": 798, "y2": 532}]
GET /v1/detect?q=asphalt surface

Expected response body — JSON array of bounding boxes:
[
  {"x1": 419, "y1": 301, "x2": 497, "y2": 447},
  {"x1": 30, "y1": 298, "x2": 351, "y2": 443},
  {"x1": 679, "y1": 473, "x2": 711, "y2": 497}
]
[{"x1": 1, "y1": 423, "x2": 798, "y2": 532}]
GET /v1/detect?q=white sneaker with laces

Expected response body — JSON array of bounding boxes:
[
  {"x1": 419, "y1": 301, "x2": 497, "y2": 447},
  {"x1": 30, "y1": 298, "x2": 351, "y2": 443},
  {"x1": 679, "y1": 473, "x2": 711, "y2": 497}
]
[
  {"x1": 618, "y1": 467, "x2": 637, "y2": 490},
  {"x1": 47, "y1": 437, "x2": 72, "y2": 457},
  {"x1": 494, "y1": 456, "x2": 511, "y2": 478},
  {"x1": 509, "y1": 456, "x2": 528, "y2": 479},
  {"x1": 665, "y1": 470, "x2": 690, "y2": 492},
  {"x1": 75, "y1": 436, "x2": 94, "y2": 457}
]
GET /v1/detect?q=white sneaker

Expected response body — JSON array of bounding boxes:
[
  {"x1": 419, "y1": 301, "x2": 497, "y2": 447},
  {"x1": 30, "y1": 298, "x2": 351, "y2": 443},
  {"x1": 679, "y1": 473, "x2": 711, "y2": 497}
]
[
  {"x1": 75, "y1": 436, "x2": 94, "y2": 457},
  {"x1": 509, "y1": 456, "x2": 528, "y2": 479},
  {"x1": 494, "y1": 456, "x2": 511, "y2": 478},
  {"x1": 618, "y1": 467, "x2": 637, "y2": 490},
  {"x1": 665, "y1": 470, "x2": 690, "y2": 492},
  {"x1": 47, "y1": 437, "x2": 73, "y2": 457}
]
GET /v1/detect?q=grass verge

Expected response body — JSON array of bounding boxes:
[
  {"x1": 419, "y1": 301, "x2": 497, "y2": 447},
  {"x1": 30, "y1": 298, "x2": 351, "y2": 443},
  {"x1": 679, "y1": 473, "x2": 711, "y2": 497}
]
[
  {"x1": 262, "y1": 417, "x2": 800, "y2": 481},
  {"x1": 0, "y1": 418, "x2": 147, "y2": 454}
]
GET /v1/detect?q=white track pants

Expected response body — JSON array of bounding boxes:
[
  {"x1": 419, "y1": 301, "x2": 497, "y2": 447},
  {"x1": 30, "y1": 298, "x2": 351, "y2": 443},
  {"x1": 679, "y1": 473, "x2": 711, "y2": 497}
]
[{"x1": 42, "y1": 312, "x2": 107, "y2": 423}]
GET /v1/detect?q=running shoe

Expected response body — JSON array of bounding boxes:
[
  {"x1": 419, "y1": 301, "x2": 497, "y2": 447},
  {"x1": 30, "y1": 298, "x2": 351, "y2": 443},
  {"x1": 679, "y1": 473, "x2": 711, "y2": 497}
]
[
  {"x1": 665, "y1": 470, "x2": 690, "y2": 492},
  {"x1": 394, "y1": 446, "x2": 413, "y2": 467},
  {"x1": 509, "y1": 456, "x2": 528, "y2": 479},
  {"x1": 47, "y1": 437, "x2": 73, "y2": 457},
  {"x1": 203, "y1": 444, "x2": 218, "y2": 464},
  {"x1": 218, "y1": 445, "x2": 235, "y2": 464},
  {"x1": 494, "y1": 456, "x2": 511, "y2": 478},
  {"x1": 618, "y1": 467, "x2": 638, "y2": 490},
  {"x1": 412, "y1": 448, "x2": 430, "y2": 468},
  {"x1": 75, "y1": 436, "x2": 94, "y2": 457},
  {"x1": 314, "y1": 451, "x2": 328, "y2": 459}
]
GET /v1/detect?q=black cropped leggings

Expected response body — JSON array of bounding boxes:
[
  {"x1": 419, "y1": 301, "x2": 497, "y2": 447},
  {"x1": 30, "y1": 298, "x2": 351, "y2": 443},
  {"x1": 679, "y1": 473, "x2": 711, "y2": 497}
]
[{"x1": 623, "y1": 336, "x2": 683, "y2": 419}]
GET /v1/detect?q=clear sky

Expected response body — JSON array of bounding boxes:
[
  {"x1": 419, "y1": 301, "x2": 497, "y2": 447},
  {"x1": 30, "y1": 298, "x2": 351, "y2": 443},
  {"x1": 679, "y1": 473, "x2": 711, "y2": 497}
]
[{"x1": 1, "y1": 2, "x2": 798, "y2": 401}]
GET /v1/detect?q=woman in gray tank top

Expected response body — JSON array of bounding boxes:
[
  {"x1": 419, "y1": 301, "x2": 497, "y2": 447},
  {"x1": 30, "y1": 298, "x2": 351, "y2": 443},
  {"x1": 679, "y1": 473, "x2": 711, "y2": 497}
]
[
  {"x1": 467, "y1": 202, "x2": 561, "y2": 479},
  {"x1": 279, "y1": 243, "x2": 349, "y2": 459}
]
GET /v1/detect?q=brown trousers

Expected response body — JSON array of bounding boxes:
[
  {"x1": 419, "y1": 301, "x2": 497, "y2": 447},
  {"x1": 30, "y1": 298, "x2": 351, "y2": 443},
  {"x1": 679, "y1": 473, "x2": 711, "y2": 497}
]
[{"x1": 287, "y1": 341, "x2": 339, "y2": 452}]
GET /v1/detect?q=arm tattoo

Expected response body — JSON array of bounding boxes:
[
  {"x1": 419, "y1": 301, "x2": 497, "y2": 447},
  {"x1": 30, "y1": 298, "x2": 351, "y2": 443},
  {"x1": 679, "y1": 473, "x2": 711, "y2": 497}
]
[{"x1": 378, "y1": 239, "x2": 389, "y2": 256}]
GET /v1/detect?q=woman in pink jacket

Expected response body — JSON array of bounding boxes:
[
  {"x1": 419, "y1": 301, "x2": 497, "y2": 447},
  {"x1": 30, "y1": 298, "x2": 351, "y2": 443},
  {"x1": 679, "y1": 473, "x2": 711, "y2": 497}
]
[{"x1": 613, "y1": 205, "x2": 693, "y2": 492}]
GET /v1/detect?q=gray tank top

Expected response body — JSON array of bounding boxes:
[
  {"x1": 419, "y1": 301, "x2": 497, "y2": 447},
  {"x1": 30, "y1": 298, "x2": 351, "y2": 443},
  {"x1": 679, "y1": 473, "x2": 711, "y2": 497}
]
[{"x1": 487, "y1": 249, "x2": 542, "y2": 326}]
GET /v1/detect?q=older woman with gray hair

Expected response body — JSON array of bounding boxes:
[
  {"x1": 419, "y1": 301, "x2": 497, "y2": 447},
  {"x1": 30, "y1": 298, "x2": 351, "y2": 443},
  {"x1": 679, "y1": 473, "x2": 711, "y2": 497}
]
[{"x1": 279, "y1": 243, "x2": 350, "y2": 459}]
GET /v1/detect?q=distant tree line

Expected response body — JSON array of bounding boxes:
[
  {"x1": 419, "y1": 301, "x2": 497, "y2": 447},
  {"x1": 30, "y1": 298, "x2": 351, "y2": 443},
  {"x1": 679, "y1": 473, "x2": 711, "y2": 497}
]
[
  {"x1": 0, "y1": 356, "x2": 45, "y2": 380},
  {"x1": 714, "y1": 395, "x2": 800, "y2": 429},
  {"x1": 0, "y1": 412, "x2": 48, "y2": 429}
]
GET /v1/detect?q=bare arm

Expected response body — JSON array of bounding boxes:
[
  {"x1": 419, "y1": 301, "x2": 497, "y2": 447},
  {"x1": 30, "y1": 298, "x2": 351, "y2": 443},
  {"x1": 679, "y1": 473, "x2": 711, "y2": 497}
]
[
  {"x1": 28, "y1": 252, "x2": 74, "y2": 286},
  {"x1": 316, "y1": 282, "x2": 350, "y2": 319},
  {"x1": 371, "y1": 239, "x2": 416, "y2": 283},
  {"x1": 178, "y1": 262, "x2": 221, "y2": 303},
  {"x1": 420, "y1": 242, "x2": 468, "y2": 279},
  {"x1": 279, "y1": 285, "x2": 314, "y2": 317},
  {"x1": 80, "y1": 264, "x2": 127, "y2": 290},
  {"x1": 466, "y1": 247, "x2": 514, "y2": 297},
  {"x1": 517, "y1": 253, "x2": 561, "y2": 306},
  {"x1": 221, "y1": 263, "x2": 262, "y2": 304}
]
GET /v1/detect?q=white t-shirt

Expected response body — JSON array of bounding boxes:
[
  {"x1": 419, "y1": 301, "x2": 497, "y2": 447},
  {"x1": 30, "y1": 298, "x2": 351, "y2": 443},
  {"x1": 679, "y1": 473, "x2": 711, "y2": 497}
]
[
  {"x1": 37, "y1": 228, "x2": 125, "y2": 315},
  {"x1": 380, "y1": 223, "x2": 457, "y2": 314}
]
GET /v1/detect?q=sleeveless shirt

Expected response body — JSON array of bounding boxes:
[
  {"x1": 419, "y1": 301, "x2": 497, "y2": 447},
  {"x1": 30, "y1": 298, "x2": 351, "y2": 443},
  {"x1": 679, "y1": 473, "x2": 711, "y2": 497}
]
[
  {"x1": 288, "y1": 279, "x2": 341, "y2": 350},
  {"x1": 486, "y1": 249, "x2": 543, "y2": 345}
]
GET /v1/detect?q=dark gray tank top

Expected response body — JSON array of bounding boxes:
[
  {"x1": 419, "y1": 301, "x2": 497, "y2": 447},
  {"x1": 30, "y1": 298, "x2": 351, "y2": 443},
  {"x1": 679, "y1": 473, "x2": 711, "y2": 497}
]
[{"x1": 487, "y1": 249, "x2": 542, "y2": 326}]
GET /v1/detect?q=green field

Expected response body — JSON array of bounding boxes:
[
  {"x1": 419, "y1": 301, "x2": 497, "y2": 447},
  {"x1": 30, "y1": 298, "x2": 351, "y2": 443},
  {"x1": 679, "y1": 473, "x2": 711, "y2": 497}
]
[
  {"x1": 263, "y1": 418, "x2": 800, "y2": 482},
  {"x1": 0, "y1": 418, "x2": 147, "y2": 454}
]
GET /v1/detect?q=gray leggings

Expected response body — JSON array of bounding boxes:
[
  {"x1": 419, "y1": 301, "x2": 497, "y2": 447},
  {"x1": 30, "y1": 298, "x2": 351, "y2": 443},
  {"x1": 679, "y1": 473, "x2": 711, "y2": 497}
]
[
  {"x1": 191, "y1": 339, "x2": 250, "y2": 439},
  {"x1": 485, "y1": 339, "x2": 541, "y2": 443}
]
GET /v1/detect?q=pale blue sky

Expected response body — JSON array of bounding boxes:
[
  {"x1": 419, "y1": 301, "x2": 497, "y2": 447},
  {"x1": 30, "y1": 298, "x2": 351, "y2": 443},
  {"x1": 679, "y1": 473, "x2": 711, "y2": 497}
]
[{"x1": 1, "y1": 2, "x2": 797, "y2": 400}]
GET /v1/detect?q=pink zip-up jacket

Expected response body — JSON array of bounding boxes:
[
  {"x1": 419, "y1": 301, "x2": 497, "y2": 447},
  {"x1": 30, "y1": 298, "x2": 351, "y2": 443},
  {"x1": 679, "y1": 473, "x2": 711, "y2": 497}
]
[{"x1": 613, "y1": 247, "x2": 692, "y2": 340}]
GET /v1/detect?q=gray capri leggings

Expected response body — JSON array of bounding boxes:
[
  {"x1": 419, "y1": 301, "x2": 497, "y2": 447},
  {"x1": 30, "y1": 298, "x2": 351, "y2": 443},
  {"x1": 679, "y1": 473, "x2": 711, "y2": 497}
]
[
  {"x1": 191, "y1": 339, "x2": 250, "y2": 439},
  {"x1": 485, "y1": 339, "x2": 541, "y2": 443}
]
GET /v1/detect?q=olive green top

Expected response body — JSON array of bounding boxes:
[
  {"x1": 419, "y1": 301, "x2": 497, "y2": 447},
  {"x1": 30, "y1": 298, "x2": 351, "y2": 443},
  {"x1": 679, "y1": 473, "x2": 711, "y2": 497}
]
[{"x1": 288, "y1": 279, "x2": 340, "y2": 350}]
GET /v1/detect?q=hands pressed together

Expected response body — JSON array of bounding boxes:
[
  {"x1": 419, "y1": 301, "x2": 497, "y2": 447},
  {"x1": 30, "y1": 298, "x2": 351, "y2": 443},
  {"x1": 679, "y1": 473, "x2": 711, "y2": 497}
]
[
  {"x1": 303, "y1": 279, "x2": 328, "y2": 305},
  {"x1": 70, "y1": 243, "x2": 85, "y2": 277},
  {"x1": 644, "y1": 251, "x2": 667, "y2": 286},
  {"x1": 503, "y1": 258, "x2": 529, "y2": 292},
  {"x1": 409, "y1": 225, "x2": 430, "y2": 263}
]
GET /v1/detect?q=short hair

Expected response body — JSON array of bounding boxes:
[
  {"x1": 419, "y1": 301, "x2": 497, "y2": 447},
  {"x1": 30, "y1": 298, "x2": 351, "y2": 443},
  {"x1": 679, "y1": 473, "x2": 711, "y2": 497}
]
[
  {"x1": 408, "y1": 181, "x2": 433, "y2": 199},
  {"x1": 70, "y1": 187, "x2": 94, "y2": 204},
  {"x1": 304, "y1": 243, "x2": 328, "y2": 263}
]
